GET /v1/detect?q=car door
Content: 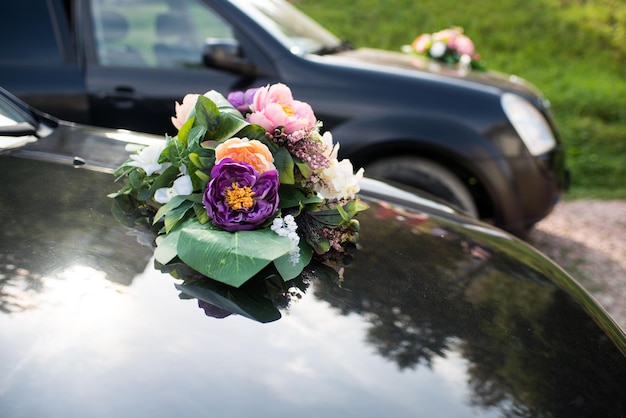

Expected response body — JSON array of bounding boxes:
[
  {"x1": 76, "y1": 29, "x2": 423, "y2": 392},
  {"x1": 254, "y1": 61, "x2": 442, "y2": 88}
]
[
  {"x1": 0, "y1": 0, "x2": 89, "y2": 124},
  {"x1": 80, "y1": 0, "x2": 262, "y2": 136}
]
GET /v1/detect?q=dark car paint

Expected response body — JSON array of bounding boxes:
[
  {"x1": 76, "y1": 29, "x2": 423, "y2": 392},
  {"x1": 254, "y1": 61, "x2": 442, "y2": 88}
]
[
  {"x1": 0, "y1": 0, "x2": 567, "y2": 237},
  {"x1": 0, "y1": 116, "x2": 624, "y2": 416}
]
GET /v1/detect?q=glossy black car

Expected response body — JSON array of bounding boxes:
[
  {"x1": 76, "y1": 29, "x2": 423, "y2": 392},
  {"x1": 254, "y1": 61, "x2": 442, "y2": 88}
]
[
  {"x1": 0, "y1": 0, "x2": 568, "y2": 237},
  {"x1": 0, "y1": 88, "x2": 624, "y2": 417}
]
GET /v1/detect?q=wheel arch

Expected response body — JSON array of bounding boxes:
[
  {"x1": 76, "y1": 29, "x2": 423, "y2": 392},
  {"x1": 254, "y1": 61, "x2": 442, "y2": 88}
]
[{"x1": 332, "y1": 113, "x2": 517, "y2": 223}]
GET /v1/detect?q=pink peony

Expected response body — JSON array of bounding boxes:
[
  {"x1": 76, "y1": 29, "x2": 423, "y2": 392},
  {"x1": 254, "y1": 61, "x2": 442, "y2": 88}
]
[
  {"x1": 454, "y1": 34, "x2": 475, "y2": 56},
  {"x1": 171, "y1": 94, "x2": 200, "y2": 129},
  {"x1": 247, "y1": 83, "x2": 316, "y2": 135}
]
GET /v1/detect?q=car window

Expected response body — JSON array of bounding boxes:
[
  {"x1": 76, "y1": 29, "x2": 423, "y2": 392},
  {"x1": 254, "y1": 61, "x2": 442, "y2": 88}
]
[
  {"x1": 0, "y1": 0, "x2": 63, "y2": 63},
  {"x1": 89, "y1": 0, "x2": 234, "y2": 69}
]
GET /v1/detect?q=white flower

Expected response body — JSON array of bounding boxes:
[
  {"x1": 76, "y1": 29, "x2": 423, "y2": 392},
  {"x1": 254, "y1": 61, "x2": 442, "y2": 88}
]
[
  {"x1": 429, "y1": 41, "x2": 447, "y2": 58},
  {"x1": 320, "y1": 131, "x2": 339, "y2": 160},
  {"x1": 127, "y1": 141, "x2": 169, "y2": 176},
  {"x1": 271, "y1": 215, "x2": 300, "y2": 265},
  {"x1": 316, "y1": 159, "x2": 364, "y2": 201},
  {"x1": 154, "y1": 174, "x2": 193, "y2": 204}
]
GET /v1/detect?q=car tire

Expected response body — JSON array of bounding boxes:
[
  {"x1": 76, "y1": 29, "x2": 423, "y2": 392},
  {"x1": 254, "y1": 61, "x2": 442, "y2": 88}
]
[{"x1": 365, "y1": 156, "x2": 479, "y2": 217}]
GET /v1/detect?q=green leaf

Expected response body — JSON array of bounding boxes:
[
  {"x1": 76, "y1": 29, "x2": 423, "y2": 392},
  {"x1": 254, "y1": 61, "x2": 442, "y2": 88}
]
[
  {"x1": 273, "y1": 241, "x2": 313, "y2": 281},
  {"x1": 203, "y1": 90, "x2": 242, "y2": 118},
  {"x1": 176, "y1": 220, "x2": 293, "y2": 287},
  {"x1": 235, "y1": 124, "x2": 267, "y2": 141},
  {"x1": 138, "y1": 189, "x2": 152, "y2": 201},
  {"x1": 153, "y1": 195, "x2": 188, "y2": 226},
  {"x1": 188, "y1": 152, "x2": 203, "y2": 168},
  {"x1": 307, "y1": 208, "x2": 346, "y2": 228},
  {"x1": 162, "y1": 135, "x2": 188, "y2": 167},
  {"x1": 194, "y1": 169, "x2": 210, "y2": 183},
  {"x1": 154, "y1": 232, "x2": 180, "y2": 265},
  {"x1": 177, "y1": 116, "x2": 195, "y2": 144},
  {"x1": 274, "y1": 147, "x2": 295, "y2": 184},
  {"x1": 296, "y1": 161, "x2": 312, "y2": 179},
  {"x1": 111, "y1": 195, "x2": 148, "y2": 228},
  {"x1": 186, "y1": 125, "x2": 207, "y2": 150},
  {"x1": 129, "y1": 169, "x2": 145, "y2": 189},
  {"x1": 214, "y1": 113, "x2": 251, "y2": 142},
  {"x1": 194, "y1": 95, "x2": 221, "y2": 132},
  {"x1": 149, "y1": 165, "x2": 180, "y2": 195},
  {"x1": 163, "y1": 199, "x2": 194, "y2": 233},
  {"x1": 279, "y1": 185, "x2": 323, "y2": 209},
  {"x1": 193, "y1": 202, "x2": 209, "y2": 224}
]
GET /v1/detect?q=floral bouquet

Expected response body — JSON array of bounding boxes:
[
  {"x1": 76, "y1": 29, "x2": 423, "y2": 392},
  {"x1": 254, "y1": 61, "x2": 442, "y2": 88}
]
[
  {"x1": 404, "y1": 27, "x2": 486, "y2": 71},
  {"x1": 110, "y1": 83, "x2": 367, "y2": 293}
]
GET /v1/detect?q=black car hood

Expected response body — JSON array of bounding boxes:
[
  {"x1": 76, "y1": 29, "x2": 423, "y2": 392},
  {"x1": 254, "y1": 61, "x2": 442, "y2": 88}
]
[
  {"x1": 1, "y1": 136, "x2": 625, "y2": 417},
  {"x1": 326, "y1": 47, "x2": 544, "y2": 100}
]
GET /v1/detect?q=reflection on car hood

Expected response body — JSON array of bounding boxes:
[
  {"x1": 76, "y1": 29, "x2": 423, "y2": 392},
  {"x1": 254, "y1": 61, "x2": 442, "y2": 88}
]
[
  {"x1": 328, "y1": 48, "x2": 544, "y2": 99},
  {"x1": 1, "y1": 145, "x2": 625, "y2": 417}
]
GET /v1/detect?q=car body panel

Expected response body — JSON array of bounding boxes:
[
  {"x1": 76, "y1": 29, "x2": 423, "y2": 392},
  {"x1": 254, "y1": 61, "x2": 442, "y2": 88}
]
[
  {"x1": 0, "y1": 94, "x2": 624, "y2": 416},
  {"x1": 1, "y1": 152, "x2": 625, "y2": 417}
]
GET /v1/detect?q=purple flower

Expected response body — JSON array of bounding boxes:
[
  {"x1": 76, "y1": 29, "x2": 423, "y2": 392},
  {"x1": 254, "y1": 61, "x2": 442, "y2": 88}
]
[
  {"x1": 227, "y1": 88, "x2": 258, "y2": 115},
  {"x1": 203, "y1": 159, "x2": 279, "y2": 232}
]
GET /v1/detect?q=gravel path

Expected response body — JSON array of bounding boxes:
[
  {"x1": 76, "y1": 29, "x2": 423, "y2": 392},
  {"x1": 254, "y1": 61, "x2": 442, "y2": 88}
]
[{"x1": 528, "y1": 200, "x2": 626, "y2": 331}]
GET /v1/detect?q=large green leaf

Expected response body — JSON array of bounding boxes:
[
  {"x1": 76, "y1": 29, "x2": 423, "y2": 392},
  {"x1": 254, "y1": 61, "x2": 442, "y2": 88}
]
[
  {"x1": 194, "y1": 94, "x2": 250, "y2": 142},
  {"x1": 214, "y1": 113, "x2": 252, "y2": 142},
  {"x1": 194, "y1": 95, "x2": 220, "y2": 133},
  {"x1": 273, "y1": 241, "x2": 312, "y2": 280},
  {"x1": 154, "y1": 231, "x2": 181, "y2": 265},
  {"x1": 235, "y1": 123, "x2": 267, "y2": 141},
  {"x1": 176, "y1": 220, "x2": 294, "y2": 287},
  {"x1": 204, "y1": 90, "x2": 243, "y2": 118}
]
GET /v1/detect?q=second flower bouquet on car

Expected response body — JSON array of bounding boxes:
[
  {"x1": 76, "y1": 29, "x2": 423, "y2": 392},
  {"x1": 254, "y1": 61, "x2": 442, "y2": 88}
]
[{"x1": 110, "y1": 83, "x2": 367, "y2": 288}]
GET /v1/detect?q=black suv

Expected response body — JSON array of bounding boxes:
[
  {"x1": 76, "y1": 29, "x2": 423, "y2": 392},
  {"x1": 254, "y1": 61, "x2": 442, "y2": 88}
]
[{"x1": 0, "y1": 0, "x2": 568, "y2": 237}]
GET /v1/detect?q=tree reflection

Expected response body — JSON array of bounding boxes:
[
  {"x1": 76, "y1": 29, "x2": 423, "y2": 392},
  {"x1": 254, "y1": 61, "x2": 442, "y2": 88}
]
[
  {"x1": 314, "y1": 200, "x2": 626, "y2": 417},
  {"x1": 0, "y1": 157, "x2": 153, "y2": 313}
]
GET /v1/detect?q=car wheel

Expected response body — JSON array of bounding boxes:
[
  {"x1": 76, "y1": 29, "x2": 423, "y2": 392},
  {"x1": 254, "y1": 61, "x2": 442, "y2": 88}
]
[{"x1": 365, "y1": 156, "x2": 479, "y2": 217}]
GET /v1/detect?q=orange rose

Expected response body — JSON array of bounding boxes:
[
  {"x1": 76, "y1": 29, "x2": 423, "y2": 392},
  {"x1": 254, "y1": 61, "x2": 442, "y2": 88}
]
[{"x1": 215, "y1": 137, "x2": 275, "y2": 173}]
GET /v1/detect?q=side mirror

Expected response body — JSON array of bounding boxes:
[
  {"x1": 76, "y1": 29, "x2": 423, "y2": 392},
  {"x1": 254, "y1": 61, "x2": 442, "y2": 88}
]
[{"x1": 203, "y1": 38, "x2": 255, "y2": 75}]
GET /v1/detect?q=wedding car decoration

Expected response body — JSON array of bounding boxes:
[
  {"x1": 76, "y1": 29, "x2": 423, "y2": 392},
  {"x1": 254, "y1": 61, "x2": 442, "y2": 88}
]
[
  {"x1": 110, "y1": 83, "x2": 366, "y2": 291},
  {"x1": 403, "y1": 27, "x2": 486, "y2": 71}
]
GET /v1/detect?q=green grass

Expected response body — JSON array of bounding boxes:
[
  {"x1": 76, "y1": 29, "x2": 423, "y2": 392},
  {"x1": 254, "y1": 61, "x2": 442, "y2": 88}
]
[{"x1": 296, "y1": 0, "x2": 626, "y2": 199}]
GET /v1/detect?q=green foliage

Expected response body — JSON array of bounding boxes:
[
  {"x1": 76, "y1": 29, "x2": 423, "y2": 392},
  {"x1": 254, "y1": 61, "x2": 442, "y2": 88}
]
[{"x1": 297, "y1": 0, "x2": 626, "y2": 198}]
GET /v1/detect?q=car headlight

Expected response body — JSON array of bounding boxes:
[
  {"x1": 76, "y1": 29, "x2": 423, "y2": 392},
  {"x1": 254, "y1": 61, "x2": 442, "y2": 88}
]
[{"x1": 501, "y1": 93, "x2": 556, "y2": 156}]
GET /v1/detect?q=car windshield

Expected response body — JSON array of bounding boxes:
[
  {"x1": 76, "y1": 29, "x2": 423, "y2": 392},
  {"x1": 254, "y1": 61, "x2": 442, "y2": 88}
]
[{"x1": 229, "y1": 0, "x2": 344, "y2": 55}]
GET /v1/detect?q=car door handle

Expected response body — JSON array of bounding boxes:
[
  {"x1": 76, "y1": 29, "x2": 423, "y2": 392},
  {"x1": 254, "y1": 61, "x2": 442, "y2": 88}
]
[{"x1": 102, "y1": 86, "x2": 139, "y2": 109}]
